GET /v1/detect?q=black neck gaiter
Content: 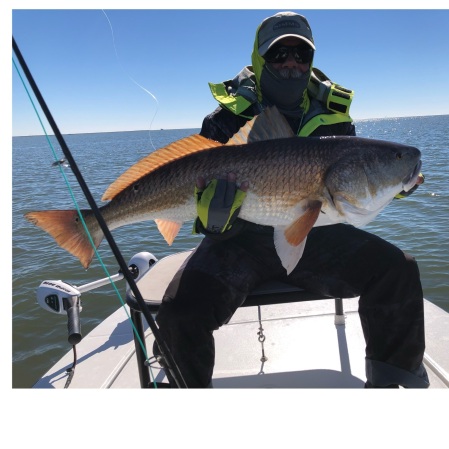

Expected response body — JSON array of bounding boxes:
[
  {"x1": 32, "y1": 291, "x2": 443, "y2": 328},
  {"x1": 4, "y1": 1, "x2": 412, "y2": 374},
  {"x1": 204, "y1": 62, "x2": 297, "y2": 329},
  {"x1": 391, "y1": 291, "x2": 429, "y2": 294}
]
[{"x1": 259, "y1": 65, "x2": 310, "y2": 117}]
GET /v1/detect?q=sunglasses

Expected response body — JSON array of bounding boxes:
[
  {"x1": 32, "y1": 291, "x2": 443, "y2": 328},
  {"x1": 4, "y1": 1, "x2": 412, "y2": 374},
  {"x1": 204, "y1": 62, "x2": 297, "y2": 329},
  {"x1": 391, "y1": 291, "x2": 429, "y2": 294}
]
[{"x1": 264, "y1": 45, "x2": 314, "y2": 64}]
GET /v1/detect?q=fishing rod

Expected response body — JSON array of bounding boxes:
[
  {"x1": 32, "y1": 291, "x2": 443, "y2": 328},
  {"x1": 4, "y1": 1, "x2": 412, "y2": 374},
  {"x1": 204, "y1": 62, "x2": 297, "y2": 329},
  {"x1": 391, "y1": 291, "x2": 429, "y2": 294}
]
[{"x1": 12, "y1": 36, "x2": 187, "y2": 388}]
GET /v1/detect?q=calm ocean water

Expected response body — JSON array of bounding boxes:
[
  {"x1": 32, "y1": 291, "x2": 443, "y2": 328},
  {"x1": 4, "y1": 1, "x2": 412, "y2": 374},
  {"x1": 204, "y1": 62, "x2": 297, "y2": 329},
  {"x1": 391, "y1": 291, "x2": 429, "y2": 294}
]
[{"x1": 12, "y1": 116, "x2": 449, "y2": 388}]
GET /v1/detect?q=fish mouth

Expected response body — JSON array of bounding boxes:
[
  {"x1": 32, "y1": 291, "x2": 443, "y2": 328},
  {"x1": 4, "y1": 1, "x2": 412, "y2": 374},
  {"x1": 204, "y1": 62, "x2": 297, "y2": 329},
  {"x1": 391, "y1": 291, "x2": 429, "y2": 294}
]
[{"x1": 402, "y1": 160, "x2": 422, "y2": 192}]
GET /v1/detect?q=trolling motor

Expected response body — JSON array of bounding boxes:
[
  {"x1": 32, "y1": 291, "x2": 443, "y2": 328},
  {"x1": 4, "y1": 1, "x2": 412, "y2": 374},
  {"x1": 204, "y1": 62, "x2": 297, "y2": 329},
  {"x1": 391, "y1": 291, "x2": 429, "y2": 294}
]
[{"x1": 36, "y1": 252, "x2": 158, "y2": 345}]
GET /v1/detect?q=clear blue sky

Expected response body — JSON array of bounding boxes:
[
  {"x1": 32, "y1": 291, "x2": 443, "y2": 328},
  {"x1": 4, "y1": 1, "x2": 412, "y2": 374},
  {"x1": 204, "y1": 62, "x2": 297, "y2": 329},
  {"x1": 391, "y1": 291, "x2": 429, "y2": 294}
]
[{"x1": 10, "y1": 6, "x2": 449, "y2": 136}]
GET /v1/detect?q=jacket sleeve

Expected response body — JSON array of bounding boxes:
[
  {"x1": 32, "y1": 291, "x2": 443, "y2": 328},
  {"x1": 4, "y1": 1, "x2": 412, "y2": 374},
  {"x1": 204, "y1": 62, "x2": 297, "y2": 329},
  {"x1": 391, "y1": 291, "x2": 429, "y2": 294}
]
[
  {"x1": 200, "y1": 106, "x2": 250, "y2": 143},
  {"x1": 196, "y1": 106, "x2": 251, "y2": 240},
  {"x1": 309, "y1": 120, "x2": 356, "y2": 137}
]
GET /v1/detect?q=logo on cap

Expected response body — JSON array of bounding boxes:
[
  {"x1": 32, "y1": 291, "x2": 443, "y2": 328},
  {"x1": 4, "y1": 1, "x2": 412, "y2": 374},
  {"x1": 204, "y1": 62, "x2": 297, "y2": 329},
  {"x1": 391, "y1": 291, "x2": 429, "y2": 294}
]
[{"x1": 273, "y1": 20, "x2": 301, "y2": 30}]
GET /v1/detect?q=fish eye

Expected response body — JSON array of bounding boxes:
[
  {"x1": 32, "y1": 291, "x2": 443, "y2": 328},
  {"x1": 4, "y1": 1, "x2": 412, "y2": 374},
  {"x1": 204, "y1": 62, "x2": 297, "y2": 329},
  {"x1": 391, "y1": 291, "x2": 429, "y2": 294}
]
[
  {"x1": 395, "y1": 152, "x2": 402, "y2": 160},
  {"x1": 133, "y1": 184, "x2": 139, "y2": 192}
]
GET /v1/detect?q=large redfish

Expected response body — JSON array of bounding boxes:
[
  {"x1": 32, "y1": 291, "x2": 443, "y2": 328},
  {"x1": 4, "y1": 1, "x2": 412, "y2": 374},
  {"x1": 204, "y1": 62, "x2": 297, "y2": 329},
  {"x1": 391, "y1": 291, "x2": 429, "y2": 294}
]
[{"x1": 25, "y1": 107, "x2": 422, "y2": 273}]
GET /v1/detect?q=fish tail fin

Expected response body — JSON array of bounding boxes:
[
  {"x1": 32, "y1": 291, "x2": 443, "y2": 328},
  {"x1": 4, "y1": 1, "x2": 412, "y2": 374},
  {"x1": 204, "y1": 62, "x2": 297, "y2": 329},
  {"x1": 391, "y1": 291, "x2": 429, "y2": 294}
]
[{"x1": 25, "y1": 209, "x2": 102, "y2": 269}]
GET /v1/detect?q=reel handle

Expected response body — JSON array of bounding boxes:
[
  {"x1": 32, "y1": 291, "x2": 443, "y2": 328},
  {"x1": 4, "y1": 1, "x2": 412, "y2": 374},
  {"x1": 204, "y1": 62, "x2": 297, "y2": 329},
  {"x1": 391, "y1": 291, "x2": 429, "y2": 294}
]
[{"x1": 64, "y1": 296, "x2": 82, "y2": 345}]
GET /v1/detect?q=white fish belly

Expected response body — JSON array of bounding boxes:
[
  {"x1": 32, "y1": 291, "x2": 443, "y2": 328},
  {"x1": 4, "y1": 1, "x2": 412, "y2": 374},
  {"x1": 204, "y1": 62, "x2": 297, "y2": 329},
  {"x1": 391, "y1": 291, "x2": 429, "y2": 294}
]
[{"x1": 238, "y1": 192, "x2": 307, "y2": 227}]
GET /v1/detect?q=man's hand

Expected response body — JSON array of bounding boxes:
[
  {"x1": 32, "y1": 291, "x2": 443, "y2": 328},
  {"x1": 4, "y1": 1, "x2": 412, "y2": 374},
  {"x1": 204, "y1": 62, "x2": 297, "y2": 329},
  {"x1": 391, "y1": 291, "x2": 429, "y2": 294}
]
[{"x1": 193, "y1": 173, "x2": 249, "y2": 234}]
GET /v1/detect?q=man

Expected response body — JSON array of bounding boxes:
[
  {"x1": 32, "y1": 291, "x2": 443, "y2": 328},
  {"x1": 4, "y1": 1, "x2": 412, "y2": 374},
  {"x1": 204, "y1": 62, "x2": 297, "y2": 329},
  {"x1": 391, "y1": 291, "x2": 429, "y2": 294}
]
[{"x1": 154, "y1": 11, "x2": 429, "y2": 388}]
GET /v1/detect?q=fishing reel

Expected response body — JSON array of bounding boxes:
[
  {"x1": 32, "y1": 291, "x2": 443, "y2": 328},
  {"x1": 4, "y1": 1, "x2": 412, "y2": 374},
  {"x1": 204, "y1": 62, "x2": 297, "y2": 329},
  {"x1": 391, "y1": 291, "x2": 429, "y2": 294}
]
[{"x1": 36, "y1": 252, "x2": 158, "y2": 345}]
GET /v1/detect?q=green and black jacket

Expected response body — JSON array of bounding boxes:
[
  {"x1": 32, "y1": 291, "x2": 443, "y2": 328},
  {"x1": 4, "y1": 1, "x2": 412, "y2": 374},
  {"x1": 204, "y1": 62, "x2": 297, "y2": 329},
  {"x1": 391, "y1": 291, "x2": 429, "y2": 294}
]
[{"x1": 200, "y1": 64, "x2": 355, "y2": 143}]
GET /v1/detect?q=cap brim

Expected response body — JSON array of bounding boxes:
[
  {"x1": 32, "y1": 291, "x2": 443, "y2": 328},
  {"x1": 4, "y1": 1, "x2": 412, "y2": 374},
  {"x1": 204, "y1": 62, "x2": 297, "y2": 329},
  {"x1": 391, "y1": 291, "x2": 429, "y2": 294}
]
[{"x1": 259, "y1": 34, "x2": 316, "y2": 56}]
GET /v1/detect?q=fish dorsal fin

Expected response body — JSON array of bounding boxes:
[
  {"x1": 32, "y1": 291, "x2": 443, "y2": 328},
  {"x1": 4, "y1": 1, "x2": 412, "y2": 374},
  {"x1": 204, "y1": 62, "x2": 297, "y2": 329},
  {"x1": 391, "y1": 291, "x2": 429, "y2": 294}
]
[
  {"x1": 102, "y1": 134, "x2": 222, "y2": 201},
  {"x1": 226, "y1": 106, "x2": 295, "y2": 146}
]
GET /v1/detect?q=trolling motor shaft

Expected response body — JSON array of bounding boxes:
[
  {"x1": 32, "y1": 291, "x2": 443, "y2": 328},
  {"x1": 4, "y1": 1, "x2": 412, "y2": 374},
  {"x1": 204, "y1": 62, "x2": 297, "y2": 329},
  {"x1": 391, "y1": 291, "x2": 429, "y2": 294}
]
[{"x1": 65, "y1": 295, "x2": 82, "y2": 345}]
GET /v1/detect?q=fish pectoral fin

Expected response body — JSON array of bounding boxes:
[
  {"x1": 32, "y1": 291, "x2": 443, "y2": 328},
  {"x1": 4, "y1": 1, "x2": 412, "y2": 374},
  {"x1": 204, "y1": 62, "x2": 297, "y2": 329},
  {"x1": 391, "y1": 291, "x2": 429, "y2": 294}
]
[
  {"x1": 273, "y1": 231, "x2": 307, "y2": 275},
  {"x1": 154, "y1": 219, "x2": 183, "y2": 245},
  {"x1": 273, "y1": 201, "x2": 322, "y2": 274},
  {"x1": 284, "y1": 201, "x2": 322, "y2": 246}
]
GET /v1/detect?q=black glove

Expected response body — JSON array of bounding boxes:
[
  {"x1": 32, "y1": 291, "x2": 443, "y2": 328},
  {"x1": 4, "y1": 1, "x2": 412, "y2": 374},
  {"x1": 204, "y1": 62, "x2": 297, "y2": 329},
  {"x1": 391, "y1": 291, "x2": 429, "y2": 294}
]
[{"x1": 193, "y1": 175, "x2": 247, "y2": 236}]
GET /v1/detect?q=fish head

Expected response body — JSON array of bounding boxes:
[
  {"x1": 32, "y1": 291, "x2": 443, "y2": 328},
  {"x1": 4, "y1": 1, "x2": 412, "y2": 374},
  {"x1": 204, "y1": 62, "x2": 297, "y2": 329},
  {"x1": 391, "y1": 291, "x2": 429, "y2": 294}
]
[
  {"x1": 363, "y1": 140, "x2": 422, "y2": 193},
  {"x1": 324, "y1": 139, "x2": 422, "y2": 226}
]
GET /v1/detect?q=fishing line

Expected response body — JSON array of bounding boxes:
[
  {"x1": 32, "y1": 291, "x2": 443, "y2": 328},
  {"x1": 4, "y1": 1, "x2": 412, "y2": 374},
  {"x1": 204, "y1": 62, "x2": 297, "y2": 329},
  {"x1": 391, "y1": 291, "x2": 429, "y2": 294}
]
[
  {"x1": 13, "y1": 36, "x2": 187, "y2": 388},
  {"x1": 101, "y1": 10, "x2": 159, "y2": 151},
  {"x1": 13, "y1": 49, "x2": 156, "y2": 386},
  {"x1": 14, "y1": 59, "x2": 95, "y2": 248},
  {"x1": 12, "y1": 32, "x2": 154, "y2": 368}
]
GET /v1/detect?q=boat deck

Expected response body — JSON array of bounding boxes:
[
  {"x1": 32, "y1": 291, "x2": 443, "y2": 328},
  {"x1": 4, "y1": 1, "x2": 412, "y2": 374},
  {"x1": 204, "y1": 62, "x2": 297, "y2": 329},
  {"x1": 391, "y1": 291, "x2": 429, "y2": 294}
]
[{"x1": 33, "y1": 296, "x2": 449, "y2": 389}]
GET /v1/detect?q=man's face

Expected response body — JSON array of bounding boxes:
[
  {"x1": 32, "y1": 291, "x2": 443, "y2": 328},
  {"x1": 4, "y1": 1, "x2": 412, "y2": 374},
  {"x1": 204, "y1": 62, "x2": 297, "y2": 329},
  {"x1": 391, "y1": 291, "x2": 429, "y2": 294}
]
[{"x1": 263, "y1": 37, "x2": 313, "y2": 79}]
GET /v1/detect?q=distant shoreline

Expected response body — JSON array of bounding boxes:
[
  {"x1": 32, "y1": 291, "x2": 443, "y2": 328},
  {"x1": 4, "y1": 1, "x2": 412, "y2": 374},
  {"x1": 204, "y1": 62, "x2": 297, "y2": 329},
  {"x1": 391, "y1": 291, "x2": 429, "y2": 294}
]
[{"x1": 12, "y1": 114, "x2": 449, "y2": 138}]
